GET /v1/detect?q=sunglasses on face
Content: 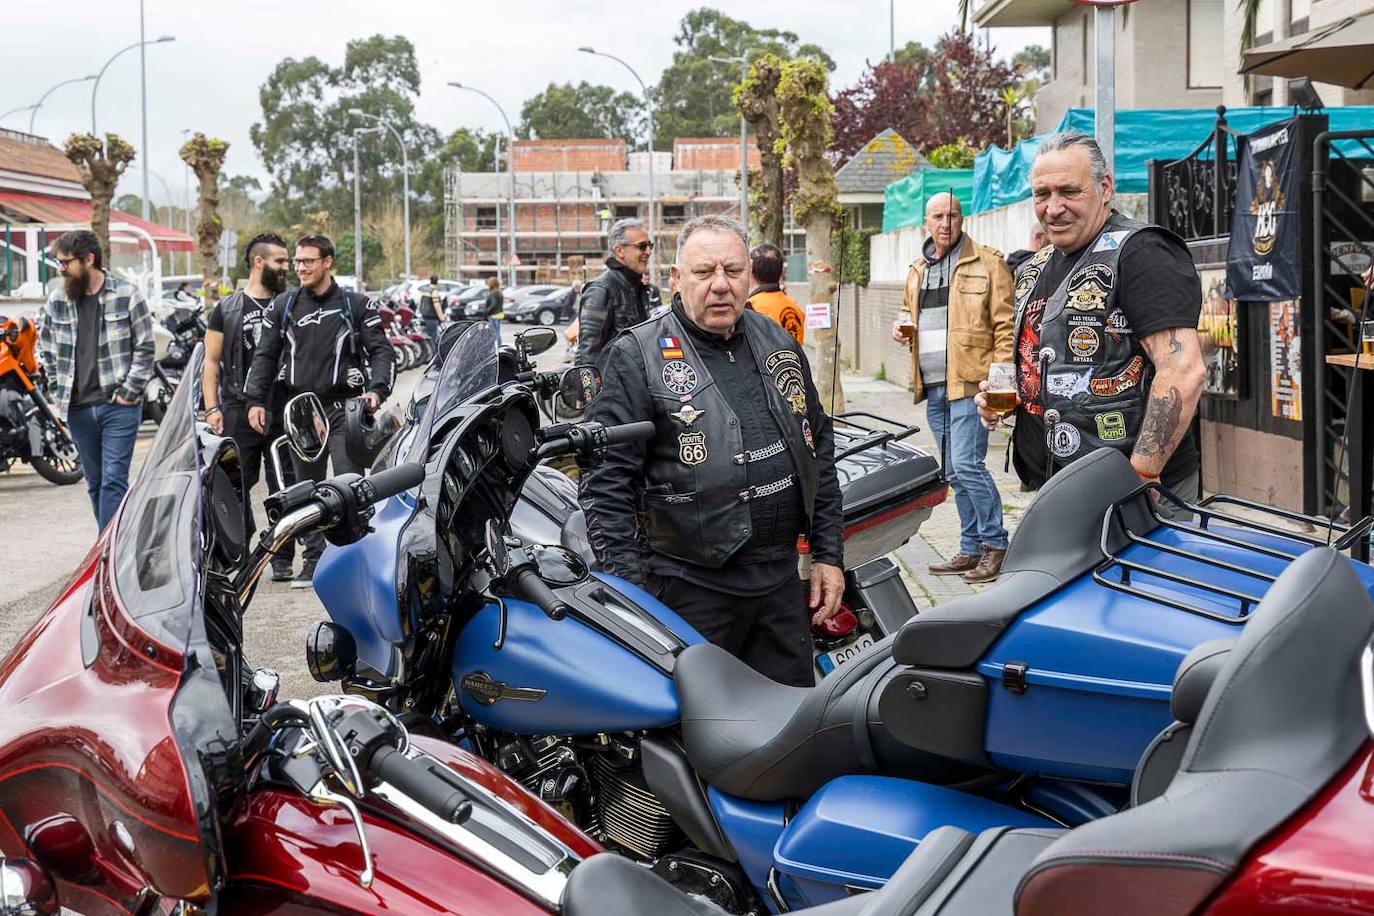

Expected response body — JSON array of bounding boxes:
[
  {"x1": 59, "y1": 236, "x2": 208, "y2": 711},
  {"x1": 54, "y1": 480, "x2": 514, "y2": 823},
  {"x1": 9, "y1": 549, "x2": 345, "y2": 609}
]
[{"x1": 621, "y1": 241, "x2": 654, "y2": 253}]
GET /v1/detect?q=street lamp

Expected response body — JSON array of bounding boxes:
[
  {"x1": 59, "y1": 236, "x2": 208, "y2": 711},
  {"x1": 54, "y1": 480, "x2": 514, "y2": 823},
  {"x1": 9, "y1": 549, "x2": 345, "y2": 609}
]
[
  {"x1": 348, "y1": 109, "x2": 412, "y2": 281},
  {"x1": 91, "y1": 33, "x2": 175, "y2": 220},
  {"x1": 352, "y1": 127, "x2": 385, "y2": 284},
  {"x1": 447, "y1": 82, "x2": 517, "y2": 287},
  {"x1": 181, "y1": 128, "x2": 193, "y2": 274},
  {"x1": 580, "y1": 47, "x2": 657, "y2": 280},
  {"x1": 27, "y1": 75, "x2": 97, "y2": 135},
  {"x1": 92, "y1": 36, "x2": 174, "y2": 134},
  {"x1": 0, "y1": 105, "x2": 38, "y2": 127},
  {"x1": 708, "y1": 55, "x2": 750, "y2": 232}
]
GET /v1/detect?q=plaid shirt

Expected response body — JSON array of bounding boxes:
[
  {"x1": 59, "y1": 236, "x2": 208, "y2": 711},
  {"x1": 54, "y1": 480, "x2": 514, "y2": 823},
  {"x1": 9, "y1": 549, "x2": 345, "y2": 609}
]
[{"x1": 37, "y1": 274, "x2": 155, "y2": 420}]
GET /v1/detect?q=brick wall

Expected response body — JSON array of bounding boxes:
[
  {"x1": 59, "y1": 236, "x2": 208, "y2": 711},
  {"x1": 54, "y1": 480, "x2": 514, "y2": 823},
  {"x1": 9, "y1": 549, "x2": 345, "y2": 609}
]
[
  {"x1": 672, "y1": 138, "x2": 762, "y2": 172},
  {"x1": 830, "y1": 282, "x2": 915, "y2": 392},
  {"x1": 512, "y1": 140, "x2": 626, "y2": 172}
]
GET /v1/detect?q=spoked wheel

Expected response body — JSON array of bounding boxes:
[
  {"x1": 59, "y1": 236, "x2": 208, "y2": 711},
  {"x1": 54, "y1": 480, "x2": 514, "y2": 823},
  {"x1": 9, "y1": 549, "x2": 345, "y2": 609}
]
[{"x1": 30, "y1": 423, "x2": 83, "y2": 485}]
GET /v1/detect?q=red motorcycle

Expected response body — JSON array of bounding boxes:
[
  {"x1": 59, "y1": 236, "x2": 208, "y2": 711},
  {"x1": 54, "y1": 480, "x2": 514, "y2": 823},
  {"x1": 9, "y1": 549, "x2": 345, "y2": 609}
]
[
  {"x1": 0, "y1": 351, "x2": 599, "y2": 914},
  {"x1": 394, "y1": 303, "x2": 437, "y2": 366},
  {"x1": 377, "y1": 303, "x2": 422, "y2": 371}
]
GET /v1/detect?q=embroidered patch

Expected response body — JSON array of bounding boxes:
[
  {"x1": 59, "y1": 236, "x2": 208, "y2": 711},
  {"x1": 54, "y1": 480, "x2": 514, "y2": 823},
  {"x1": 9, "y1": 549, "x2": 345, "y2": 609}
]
[
  {"x1": 1047, "y1": 422, "x2": 1081, "y2": 458},
  {"x1": 1066, "y1": 264, "x2": 1115, "y2": 312},
  {"x1": 659, "y1": 336, "x2": 683, "y2": 359},
  {"x1": 678, "y1": 430, "x2": 708, "y2": 465},
  {"x1": 802, "y1": 418, "x2": 815, "y2": 452},
  {"x1": 765, "y1": 349, "x2": 802, "y2": 374},
  {"x1": 1046, "y1": 369, "x2": 1092, "y2": 398},
  {"x1": 662, "y1": 360, "x2": 698, "y2": 395},
  {"x1": 1093, "y1": 230, "x2": 1130, "y2": 253},
  {"x1": 1089, "y1": 356, "x2": 1146, "y2": 397},
  {"x1": 1068, "y1": 326, "x2": 1101, "y2": 361},
  {"x1": 1106, "y1": 308, "x2": 1131, "y2": 341},
  {"x1": 1095, "y1": 411, "x2": 1127, "y2": 441},
  {"x1": 670, "y1": 404, "x2": 705, "y2": 426},
  {"x1": 774, "y1": 366, "x2": 808, "y2": 415},
  {"x1": 1015, "y1": 265, "x2": 1041, "y2": 304}
]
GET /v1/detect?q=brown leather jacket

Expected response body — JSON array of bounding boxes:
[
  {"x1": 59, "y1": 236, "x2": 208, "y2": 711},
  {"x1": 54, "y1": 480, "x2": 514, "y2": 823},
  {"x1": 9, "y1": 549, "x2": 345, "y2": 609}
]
[{"x1": 899, "y1": 232, "x2": 1014, "y2": 403}]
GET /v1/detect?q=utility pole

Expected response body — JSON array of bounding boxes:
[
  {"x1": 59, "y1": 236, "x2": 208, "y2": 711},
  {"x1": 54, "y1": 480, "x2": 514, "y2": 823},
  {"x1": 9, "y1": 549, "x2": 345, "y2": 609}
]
[
  {"x1": 890, "y1": 0, "x2": 895, "y2": 62},
  {"x1": 139, "y1": 0, "x2": 150, "y2": 221},
  {"x1": 352, "y1": 127, "x2": 383, "y2": 284},
  {"x1": 709, "y1": 55, "x2": 751, "y2": 231},
  {"x1": 1094, "y1": 4, "x2": 1116, "y2": 175},
  {"x1": 448, "y1": 82, "x2": 518, "y2": 287},
  {"x1": 349, "y1": 109, "x2": 412, "y2": 280}
]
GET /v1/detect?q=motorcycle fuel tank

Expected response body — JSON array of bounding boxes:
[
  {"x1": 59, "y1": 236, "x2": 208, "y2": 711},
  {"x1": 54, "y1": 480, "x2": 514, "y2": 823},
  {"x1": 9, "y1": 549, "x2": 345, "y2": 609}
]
[{"x1": 453, "y1": 573, "x2": 703, "y2": 735}]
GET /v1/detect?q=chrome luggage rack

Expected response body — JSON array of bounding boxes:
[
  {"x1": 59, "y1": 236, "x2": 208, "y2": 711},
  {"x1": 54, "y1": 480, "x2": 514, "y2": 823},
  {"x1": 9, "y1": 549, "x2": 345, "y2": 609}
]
[
  {"x1": 831, "y1": 411, "x2": 922, "y2": 461},
  {"x1": 1091, "y1": 485, "x2": 1374, "y2": 623}
]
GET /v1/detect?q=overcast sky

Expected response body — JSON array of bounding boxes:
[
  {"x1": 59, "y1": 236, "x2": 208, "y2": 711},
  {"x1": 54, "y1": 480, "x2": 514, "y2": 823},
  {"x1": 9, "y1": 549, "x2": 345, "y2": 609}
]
[{"x1": 1, "y1": 0, "x2": 1046, "y2": 208}]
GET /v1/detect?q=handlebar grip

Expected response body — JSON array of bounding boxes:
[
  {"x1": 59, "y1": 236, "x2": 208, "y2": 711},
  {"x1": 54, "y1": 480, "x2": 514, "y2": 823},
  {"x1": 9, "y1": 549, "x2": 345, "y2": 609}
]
[
  {"x1": 513, "y1": 566, "x2": 570, "y2": 620},
  {"x1": 353, "y1": 462, "x2": 425, "y2": 505},
  {"x1": 601, "y1": 421, "x2": 657, "y2": 446},
  {"x1": 370, "y1": 745, "x2": 473, "y2": 824}
]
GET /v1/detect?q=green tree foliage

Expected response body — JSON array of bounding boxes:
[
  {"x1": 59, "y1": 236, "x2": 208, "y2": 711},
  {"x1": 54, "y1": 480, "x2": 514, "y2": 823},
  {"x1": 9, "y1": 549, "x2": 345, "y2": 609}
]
[
  {"x1": 655, "y1": 8, "x2": 833, "y2": 146},
  {"x1": 928, "y1": 139, "x2": 977, "y2": 169},
  {"x1": 1012, "y1": 45, "x2": 1050, "y2": 83},
  {"x1": 519, "y1": 82, "x2": 643, "y2": 142},
  {"x1": 333, "y1": 231, "x2": 384, "y2": 278}
]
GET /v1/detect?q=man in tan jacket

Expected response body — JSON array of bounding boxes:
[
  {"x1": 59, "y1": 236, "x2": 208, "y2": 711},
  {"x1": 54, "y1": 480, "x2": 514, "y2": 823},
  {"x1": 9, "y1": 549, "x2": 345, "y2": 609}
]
[{"x1": 891, "y1": 193, "x2": 1015, "y2": 582}]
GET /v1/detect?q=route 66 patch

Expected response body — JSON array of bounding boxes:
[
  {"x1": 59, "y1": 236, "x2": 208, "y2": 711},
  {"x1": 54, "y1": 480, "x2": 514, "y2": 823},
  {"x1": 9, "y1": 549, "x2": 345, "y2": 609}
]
[
  {"x1": 662, "y1": 360, "x2": 698, "y2": 395},
  {"x1": 678, "y1": 431, "x2": 708, "y2": 465}
]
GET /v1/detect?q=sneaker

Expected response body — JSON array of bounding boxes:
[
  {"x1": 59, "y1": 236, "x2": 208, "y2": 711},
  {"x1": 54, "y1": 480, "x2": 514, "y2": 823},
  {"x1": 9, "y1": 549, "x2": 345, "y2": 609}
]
[
  {"x1": 928, "y1": 553, "x2": 981, "y2": 576},
  {"x1": 962, "y1": 548, "x2": 1007, "y2": 584},
  {"x1": 291, "y1": 559, "x2": 318, "y2": 589},
  {"x1": 270, "y1": 560, "x2": 294, "y2": 582}
]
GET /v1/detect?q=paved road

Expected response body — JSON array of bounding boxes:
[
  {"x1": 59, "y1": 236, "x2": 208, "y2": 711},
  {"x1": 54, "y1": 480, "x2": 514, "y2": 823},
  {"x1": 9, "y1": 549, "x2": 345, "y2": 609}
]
[{"x1": 0, "y1": 321, "x2": 572, "y2": 703}]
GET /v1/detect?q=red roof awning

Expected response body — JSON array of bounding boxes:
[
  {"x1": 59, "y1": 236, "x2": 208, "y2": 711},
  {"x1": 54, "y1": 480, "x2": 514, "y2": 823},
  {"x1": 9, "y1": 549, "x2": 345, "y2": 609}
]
[{"x1": 0, "y1": 190, "x2": 195, "y2": 252}]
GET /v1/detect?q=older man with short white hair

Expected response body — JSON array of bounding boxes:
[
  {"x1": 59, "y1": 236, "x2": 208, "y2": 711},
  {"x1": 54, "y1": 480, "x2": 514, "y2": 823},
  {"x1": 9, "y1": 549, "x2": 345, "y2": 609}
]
[
  {"x1": 574, "y1": 217, "x2": 656, "y2": 367},
  {"x1": 891, "y1": 192, "x2": 1014, "y2": 583}
]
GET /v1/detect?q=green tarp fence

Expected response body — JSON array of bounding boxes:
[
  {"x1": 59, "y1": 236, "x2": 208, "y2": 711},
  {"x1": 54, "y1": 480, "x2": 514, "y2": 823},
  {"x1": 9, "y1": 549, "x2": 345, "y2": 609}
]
[{"x1": 881, "y1": 168, "x2": 975, "y2": 232}]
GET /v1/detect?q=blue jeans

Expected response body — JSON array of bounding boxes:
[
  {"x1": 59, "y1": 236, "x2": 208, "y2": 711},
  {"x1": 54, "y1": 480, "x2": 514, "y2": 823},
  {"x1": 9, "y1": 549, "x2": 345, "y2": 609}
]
[
  {"x1": 67, "y1": 401, "x2": 142, "y2": 530},
  {"x1": 925, "y1": 385, "x2": 1008, "y2": 556},
  {"x1": 488, "y1": 317, "x2": 502, "y2": 342},
  {"x1": 423, "y1": 317, "x2": 440, "y2": 343}
]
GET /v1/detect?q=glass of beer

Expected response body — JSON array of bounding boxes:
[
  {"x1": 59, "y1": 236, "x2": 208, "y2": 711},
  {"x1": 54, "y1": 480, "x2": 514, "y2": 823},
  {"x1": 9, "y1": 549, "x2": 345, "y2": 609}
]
[
  {"x1": 897, "y1": 312, "x2": 916, "y2": 343},
  {"x1": 1363, "y1": 320, "x2": 1374, "y2": 356},
  {"x1": 985, "y1": 362, "x2": 1019, "y2": 415}
]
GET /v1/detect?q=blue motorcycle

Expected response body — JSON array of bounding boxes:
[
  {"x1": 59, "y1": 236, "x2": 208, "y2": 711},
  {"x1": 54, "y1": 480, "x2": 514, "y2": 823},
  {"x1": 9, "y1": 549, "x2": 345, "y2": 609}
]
[{"x1": 308, "y1": 321, "x2": 1374, "y2": 913}]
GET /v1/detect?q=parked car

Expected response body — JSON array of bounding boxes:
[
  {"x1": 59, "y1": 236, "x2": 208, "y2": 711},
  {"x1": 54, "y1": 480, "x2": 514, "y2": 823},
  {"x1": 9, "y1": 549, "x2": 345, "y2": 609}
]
[
  {"x1": 449, "y1": 285, "x2": 490, "y2": 320},
  {"x1": 509, "y1": 286, "x2": 575, "y2": 325}
]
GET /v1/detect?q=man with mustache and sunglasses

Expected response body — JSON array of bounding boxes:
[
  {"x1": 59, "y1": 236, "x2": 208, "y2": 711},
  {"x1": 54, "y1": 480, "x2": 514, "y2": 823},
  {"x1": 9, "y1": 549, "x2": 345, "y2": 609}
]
[
  {"x1": 574, "y1": 218, "x2": 656, "y2": 368},
  {"x1": 202, "y1": 232, "x2": 299, "y2": 581}
]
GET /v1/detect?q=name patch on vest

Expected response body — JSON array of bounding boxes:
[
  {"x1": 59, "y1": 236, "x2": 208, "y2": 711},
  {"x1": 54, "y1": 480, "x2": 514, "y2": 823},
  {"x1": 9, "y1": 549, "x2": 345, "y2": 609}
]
[
  {"x1": 1048, "y1": 422, "x2": 1082, "y2": 458},
  {"x1": 1066, "y1": 264, "x2": 1115, "y2": 312},
  {"x1": 775, "y1": 366, "x2": 808, "y2": 416},
  {"x1": 1088, "y1": 355, "x2": 1145, "y2": 397},
  {"x1": 662, "y1": 360, "x2": 698, "y2": 395},
  {"x1": 678, "y1": 430, "x2": 708, "y2": 465},
  {"x1": 765, "y1": 349, "x2": 801, "y2": 373}
]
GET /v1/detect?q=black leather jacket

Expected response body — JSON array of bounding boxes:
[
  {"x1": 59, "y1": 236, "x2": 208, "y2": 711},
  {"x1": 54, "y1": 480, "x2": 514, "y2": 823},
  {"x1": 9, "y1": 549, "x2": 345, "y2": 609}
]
[{"x1": 574, "y1": 257, "x2": 651, "y2": 367}]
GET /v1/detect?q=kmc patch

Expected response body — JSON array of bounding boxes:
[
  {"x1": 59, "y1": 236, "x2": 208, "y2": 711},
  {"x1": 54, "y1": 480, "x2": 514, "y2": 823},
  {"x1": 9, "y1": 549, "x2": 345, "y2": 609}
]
[
  {"x1": 1089, "y1": 356, "x2": 1146, "y2": 397},
  {"x1": 1047, "y1": 422, "x2": 1082, "y2": 458},
  {"x1": 662, "y1": 360, "x2": 698, "y2": 395},
  {"x1": 1095, "y1": 411, "x2": 1127, "y2": 441},
  {"x1": 1066, "y1": 263, "x2": 1115, "y2": 312},
  {"x1": 775, "y1": 366, "x2": 808, "y2": 416},
  {"x1": 1068, "y1": 326, "x2": 1101, "y2": 361},
  {"x1": 678, "y1": 430, "x2": 708, "y2": 466}
]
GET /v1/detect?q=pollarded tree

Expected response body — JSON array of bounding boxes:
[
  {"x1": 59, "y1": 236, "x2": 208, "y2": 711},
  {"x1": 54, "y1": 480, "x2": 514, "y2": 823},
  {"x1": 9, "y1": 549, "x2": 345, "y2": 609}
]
[
  {"x1": 777, "y1": 57, "x2": 845, "y2": 412},
  {"x1": 736, "y1": 53, "x2": 785, "y2": 248},
  {"x1": 63, "y1": 133, "x2": 136, "y2": 261},
  {"x1": 179, "y1": 133, "x2": 230, "y2": 299}
]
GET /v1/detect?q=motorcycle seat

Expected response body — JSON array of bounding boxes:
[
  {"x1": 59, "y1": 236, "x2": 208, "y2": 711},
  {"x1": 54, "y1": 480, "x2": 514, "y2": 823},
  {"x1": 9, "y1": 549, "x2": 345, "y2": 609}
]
[
  {"x1": 570, "y1": 547, "x2": 1374, "y2": 916},
  {"x1": 675, "y1": 637, "x2": 895, "y2": 801},
  {"x1": 893, "y1": 448, "x2": 1153, "y2": 669}
]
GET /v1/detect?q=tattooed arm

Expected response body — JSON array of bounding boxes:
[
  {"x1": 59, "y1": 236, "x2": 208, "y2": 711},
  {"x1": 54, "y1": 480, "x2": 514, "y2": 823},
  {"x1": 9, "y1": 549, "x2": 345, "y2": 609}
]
[{"x1": 1132, "y1": 327, "x2": 1206, "y2": 480}]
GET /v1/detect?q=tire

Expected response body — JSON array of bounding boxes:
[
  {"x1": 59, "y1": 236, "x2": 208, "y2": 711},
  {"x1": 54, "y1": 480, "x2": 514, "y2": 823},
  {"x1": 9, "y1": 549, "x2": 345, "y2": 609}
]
[
  {"x1": 537, "y1": 308, "x2": 558, "y2": 327},
  {"x1": 30, "y1": 423, "x2": 83, "y2": 486},
  {"x1": 144, "y1": 396, "x2": 166, "y2": 426}
]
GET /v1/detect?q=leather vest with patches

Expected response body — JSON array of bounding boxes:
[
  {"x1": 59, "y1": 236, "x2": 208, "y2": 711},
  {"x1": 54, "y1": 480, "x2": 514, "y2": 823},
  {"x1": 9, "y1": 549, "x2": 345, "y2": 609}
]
[
  {"x1": 629, "y1": 309, "x2": 818, "y2": 568},
  {"x1": 1014, "y1": 211, "x2": 1174, "y2": 470}
]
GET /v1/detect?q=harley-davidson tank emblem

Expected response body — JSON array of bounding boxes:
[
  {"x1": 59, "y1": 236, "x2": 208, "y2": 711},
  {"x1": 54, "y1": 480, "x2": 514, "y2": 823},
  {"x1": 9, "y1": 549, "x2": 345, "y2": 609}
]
[{"x1": 460, "y1": 672, "x2": 547, "y2": 706}]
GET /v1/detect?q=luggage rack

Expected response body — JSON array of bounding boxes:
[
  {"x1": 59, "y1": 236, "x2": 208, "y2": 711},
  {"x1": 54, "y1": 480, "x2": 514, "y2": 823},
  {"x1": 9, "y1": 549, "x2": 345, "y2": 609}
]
[
  {"x1": 831, "y1": 411, "x2": 922, "y2": 461},
  {"x1": 1092, "y1": 483, "x2": 1374, "y2": 623}
]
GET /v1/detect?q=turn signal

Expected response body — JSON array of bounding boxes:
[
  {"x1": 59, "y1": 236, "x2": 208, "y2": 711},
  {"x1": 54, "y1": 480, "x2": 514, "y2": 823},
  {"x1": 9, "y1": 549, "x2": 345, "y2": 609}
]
[{"x1": 305, "y1": 621, "x2": 357, "y2": 683}]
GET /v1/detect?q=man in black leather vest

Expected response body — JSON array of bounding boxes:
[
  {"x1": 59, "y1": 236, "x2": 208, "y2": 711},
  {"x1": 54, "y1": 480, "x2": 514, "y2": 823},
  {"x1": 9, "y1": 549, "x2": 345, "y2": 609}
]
[
  {"x1": 975, "y1": 131, "x2": 1206, "y2": 496},
  {"x1": 581, "y1": 215, "x2": 845, "y2": 686},
  {"x1": 202, "y1": 232, "x2": 297, "y2": 581}
]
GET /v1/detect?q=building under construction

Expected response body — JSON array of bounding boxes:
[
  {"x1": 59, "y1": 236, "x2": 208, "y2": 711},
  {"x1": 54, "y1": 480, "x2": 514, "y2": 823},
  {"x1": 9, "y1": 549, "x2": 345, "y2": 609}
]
[{"x1": 443, "y1": 137, "x2": 805, "y2": 285}]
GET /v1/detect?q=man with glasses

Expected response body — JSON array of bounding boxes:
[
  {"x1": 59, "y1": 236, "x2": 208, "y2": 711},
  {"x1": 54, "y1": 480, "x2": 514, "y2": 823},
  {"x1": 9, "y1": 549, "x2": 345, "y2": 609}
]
[
  {"x1": 242, "y1": 234, "x2": 395, "y2": 587},
  {"x1": 574, "y1": 218, "x2": 655, "y2": 368},
  {"x1": 37, "y1": 229, "x2": 154, "y2": 530}
]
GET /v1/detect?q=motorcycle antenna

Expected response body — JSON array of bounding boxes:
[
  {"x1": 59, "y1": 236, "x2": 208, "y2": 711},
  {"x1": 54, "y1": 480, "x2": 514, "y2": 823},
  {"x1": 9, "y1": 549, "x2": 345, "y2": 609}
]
[
  {"x1": 1328, "y1": 272, "x2": 1374, "y2": 548},
  {"x1": 829, "y1": 210, "x2": 846, "y2": 412}
]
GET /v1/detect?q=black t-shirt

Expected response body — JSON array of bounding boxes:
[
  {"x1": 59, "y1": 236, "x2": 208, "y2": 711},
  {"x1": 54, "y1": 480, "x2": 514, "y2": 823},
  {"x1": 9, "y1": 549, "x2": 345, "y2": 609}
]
[
  {"x1": 1013, "y1": 230, "x2": 1202, "y2": 490},
  {"x1": 71, "y1": 293, "x2": 104, "y2": 408},
  {"x1": 207, "y1": 292, "x2": 272, "y2": 365}
]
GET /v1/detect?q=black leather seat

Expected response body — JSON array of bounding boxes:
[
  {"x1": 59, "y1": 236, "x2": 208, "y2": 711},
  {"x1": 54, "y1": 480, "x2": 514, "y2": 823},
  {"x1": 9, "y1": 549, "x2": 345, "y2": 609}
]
[
  {"x1": 894, "y1": 448, "x2": 1152, "y2": 668},
  {"x1": 567, "y1": 547, "x2": 1374, "y2": 916}
]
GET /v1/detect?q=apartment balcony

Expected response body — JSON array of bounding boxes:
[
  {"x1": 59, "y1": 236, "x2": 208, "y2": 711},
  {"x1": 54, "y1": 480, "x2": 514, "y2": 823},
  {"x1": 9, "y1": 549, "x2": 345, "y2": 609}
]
[{"x1": 974, "y1": 0, "x2": 1072, "y2": 28}]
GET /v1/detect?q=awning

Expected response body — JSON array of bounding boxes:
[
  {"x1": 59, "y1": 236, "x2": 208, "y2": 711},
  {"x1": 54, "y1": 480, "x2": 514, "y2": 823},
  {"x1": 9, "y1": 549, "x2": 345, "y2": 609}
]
[
  {"x1": 1241, "y1": 11, "x2": 1374, "y2": 90},
  {"x1": 0, "y1": 190, "x2": 195, "y2": 252}
]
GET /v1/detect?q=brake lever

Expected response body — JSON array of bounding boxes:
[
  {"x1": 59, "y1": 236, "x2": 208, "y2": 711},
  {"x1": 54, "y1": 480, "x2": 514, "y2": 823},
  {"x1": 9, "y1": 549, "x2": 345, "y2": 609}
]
[{"x1": 308, "y1": 781, "x2": 375, "y2": 889}]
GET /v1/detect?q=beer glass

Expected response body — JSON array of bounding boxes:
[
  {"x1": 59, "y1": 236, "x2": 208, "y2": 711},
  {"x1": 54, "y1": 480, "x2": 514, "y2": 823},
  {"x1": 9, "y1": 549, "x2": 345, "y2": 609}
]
[
  {"x1": 1363, "y1": 320, "x2": 1374, "y2": 357},
  {"x1": 897, "y1": 312, "x2": 916, "y2": 343},
  {"x1": 985, "y1": 361, "x2": 1019, "y2": 415}
]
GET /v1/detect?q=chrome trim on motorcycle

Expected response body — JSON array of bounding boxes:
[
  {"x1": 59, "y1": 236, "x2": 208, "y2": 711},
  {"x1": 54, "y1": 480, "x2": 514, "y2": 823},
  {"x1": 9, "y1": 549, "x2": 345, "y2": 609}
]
[
  {"x1": 234, "y1": 503, "x2": 325, "y2": 604},
  {"x1": 308, "y1": 781, "x2": 376, "y2": 889},
  {"x1": 1361, "y1": 644, "x2": 1374, "y2": 739}
]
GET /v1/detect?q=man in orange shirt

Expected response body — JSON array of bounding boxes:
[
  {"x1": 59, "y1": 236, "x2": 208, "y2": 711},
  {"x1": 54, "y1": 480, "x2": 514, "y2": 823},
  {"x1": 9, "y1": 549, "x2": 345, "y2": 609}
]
[{"x1": 745, "y1": 243, "x2": 805, "y2": 344}]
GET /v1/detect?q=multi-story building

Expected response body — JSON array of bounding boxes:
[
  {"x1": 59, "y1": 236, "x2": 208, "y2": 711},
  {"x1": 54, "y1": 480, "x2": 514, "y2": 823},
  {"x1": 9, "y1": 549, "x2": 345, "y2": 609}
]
[
  {"x1": 974, "y1": 0, "x2": 1374, "y2": 132},
  {"x1": 443, "y1": 136, "x2": 787, "y2": 284}
]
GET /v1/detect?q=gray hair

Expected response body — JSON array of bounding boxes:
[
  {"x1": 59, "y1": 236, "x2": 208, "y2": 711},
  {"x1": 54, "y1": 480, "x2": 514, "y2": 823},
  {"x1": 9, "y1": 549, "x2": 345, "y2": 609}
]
[
  {"x1": 1035, "y1": 130, "x2": 1111, "y2": 185},
  {"x1": 675, "y1": 214, "x2": 749, "y2": 255},
  {"x1": 608, "y1": 218, "x2": 645, "y2": 251}
]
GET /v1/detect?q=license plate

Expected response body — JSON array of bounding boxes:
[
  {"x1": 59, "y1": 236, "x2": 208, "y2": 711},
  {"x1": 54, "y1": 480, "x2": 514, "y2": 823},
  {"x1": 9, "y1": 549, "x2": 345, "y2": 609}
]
[{"x1": 816, "y1": 633, "x2": 876, "y2": 675}]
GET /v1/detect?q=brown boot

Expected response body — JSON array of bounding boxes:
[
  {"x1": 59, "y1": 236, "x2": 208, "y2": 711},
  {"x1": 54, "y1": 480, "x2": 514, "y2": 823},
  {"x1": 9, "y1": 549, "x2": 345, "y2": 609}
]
[
  {"x1": 963, "y1": 548, "x2": 1006, "y2": 584},
  {"x1": 928, "y1": 553, "x2": 981, "y2": 576}
]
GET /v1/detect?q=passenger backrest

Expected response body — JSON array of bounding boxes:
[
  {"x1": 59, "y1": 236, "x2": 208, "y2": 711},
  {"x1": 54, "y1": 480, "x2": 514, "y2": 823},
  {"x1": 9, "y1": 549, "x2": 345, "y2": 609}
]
[{"x1": 1015, "y1": 548, "x2": 1374, "y2": 916}]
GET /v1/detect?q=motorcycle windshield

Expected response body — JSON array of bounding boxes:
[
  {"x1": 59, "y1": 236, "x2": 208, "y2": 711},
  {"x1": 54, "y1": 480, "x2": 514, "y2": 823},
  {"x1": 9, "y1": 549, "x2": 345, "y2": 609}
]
[{"x1": 407, "y1": 320, "x2": 498, "y2": 462}]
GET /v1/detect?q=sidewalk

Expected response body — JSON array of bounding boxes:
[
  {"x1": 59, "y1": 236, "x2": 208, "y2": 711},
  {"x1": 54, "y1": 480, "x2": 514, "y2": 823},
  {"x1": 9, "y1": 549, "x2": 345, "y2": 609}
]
[{"x1": 838, "y1": 373, "x2": 1034, "y2": 608}]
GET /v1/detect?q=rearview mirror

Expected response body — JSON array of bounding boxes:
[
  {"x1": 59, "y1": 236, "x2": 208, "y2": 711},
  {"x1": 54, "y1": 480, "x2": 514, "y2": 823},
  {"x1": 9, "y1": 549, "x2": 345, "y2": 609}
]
[
  {"x1": 284, "y1": 393, "x2": 329, "y2": 463},
  {"x1": 517, "y1": 326, "x2": 558, "y2": 357},
  {"x1": 557, "y1": 366, "x2": 602, "y2": 414}
]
